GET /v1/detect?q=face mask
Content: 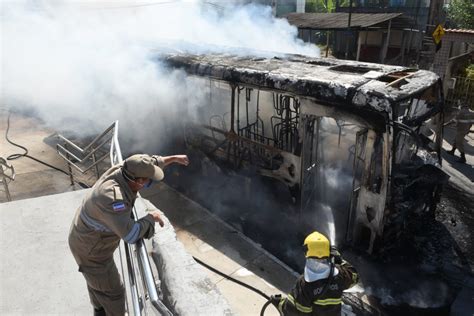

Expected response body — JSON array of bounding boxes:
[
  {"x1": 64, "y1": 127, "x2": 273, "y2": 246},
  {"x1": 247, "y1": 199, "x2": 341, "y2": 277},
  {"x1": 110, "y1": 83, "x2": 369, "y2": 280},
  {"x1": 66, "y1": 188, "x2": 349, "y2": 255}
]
[{"x1": 143, "y1": 179, "x2": 153, "y2": 188}]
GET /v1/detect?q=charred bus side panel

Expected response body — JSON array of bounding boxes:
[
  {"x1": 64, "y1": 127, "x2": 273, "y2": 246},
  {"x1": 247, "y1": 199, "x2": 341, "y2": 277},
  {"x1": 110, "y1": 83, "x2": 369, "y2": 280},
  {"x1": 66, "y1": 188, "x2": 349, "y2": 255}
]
[{"x1": 161, "y1": 52, "x2": 448, "y2": 255}]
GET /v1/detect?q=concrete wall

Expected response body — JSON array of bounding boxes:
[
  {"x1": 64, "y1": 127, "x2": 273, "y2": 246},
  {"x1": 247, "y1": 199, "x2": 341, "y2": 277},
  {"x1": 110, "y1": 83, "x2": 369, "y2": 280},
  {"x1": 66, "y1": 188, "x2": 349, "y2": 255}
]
[{"x1": 146, "y1": 199, "x2": 234, "y2": 316}]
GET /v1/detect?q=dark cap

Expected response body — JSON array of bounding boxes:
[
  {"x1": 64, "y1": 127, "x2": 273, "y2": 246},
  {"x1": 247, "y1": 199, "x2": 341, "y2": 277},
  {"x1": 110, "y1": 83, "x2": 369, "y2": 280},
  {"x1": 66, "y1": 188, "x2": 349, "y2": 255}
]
[{"x1": 123, "y1": 154, "x2": 164, "y2": 181}]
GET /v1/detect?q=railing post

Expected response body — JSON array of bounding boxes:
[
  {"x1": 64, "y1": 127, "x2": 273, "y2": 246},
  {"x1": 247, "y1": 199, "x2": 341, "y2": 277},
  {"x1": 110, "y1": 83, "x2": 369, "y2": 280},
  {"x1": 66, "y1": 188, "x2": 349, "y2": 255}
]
[
  {"x1": 1, "y1": 175, "x2": 12, "y2": 202},
  {"x1": 0, "y1": 158, "x2": 14, "y2": 202},
  {"x1": 64, "y1": 143, "x2": 75, "y2": 186},
  {"x1": 92, "y1": 151, "x2": 100, "y2": 180}
]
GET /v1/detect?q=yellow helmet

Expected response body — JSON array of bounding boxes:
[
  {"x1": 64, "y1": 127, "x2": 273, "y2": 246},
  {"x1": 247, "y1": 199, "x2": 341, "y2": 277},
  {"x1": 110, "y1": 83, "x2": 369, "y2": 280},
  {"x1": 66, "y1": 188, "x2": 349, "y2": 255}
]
[{"x1": 303, "y1": 231, "x2": 330, "y2": 258}]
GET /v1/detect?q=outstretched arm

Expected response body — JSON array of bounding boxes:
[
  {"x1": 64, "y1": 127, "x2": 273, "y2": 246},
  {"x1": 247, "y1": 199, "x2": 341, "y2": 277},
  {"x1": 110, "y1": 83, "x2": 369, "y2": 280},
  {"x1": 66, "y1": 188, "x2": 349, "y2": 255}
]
[{"x1": 159, "y1": 155, "x2": 189, "y2": 167}]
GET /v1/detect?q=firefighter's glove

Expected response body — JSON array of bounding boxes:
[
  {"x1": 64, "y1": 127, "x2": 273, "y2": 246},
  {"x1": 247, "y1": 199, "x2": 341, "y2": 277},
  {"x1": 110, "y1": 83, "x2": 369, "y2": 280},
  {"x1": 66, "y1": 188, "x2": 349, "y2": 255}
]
[
  {"x1": 330, "y1": 246, "x2": 343, "y2": 264},
  {"x1": 270, "y1": 294, "x2": 282, "y2": 307}
]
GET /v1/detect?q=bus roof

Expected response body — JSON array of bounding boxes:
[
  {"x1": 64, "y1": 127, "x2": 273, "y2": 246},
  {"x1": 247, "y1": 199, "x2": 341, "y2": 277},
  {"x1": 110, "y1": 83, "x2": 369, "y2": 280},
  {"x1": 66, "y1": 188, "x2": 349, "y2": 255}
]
[{"x1": 161, "y1": 53, "x2": 439, "y2": 114}]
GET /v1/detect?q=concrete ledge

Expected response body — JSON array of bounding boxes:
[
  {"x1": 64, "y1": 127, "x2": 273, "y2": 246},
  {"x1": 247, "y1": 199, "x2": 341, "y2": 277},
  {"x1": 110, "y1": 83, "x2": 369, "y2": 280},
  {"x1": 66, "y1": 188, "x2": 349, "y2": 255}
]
[
  {"x1": 146, "y1": 200, "x2": 234, "y2": 316},
  {"x1": 0, "y1": 190, "x2": 91, "y2": 315}
]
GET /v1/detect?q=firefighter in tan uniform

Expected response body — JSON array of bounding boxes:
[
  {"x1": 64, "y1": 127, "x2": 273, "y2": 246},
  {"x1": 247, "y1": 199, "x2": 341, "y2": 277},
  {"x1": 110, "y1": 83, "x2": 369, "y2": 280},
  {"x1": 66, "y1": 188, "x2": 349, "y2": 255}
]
[
  {"x1": 68, "y1": 154, "x2": 189, "y2": 316},
  {"x1": 272, "y1": 231, "x2": 358, "y2": 316}
]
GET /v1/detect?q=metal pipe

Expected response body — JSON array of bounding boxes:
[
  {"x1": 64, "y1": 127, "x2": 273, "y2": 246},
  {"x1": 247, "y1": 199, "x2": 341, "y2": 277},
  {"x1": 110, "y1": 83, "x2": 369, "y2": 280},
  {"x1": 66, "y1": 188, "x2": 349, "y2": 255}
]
[
  {"x1": 57, "y1": 151, "x2": 109, "y2": 173},
  {"x1": 57, "y1": 123, "x2": 115, "y2": 154},
  {"x1": 112, "y1": 121, "x2": 123, "y2": 162},
  {"x1": 124, "y1": 243, "x2": 142, "y2": 316},
  {"x1": 57, "y1": 134, "x2": 113, "y2": 164},
  {"x1": 136, "y1": 240, "x2": 173, "y2": 315}
]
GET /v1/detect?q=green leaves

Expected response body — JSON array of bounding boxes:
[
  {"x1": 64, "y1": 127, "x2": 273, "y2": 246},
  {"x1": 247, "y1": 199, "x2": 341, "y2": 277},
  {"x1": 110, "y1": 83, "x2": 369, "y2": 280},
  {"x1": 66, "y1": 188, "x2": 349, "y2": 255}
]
[
  {"x1": 306, "y1": 0, "x2": 336, "y2": 13},
  {"x1": 446, "y1": 0, "x2": 474, "y2": 29}
]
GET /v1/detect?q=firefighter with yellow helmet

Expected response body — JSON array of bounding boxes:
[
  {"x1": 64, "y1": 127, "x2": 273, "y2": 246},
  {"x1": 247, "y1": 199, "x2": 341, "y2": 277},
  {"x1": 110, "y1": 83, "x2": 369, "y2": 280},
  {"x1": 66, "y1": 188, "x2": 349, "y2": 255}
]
[{"x1": 273, "y1": 231, "x2": 359, "y2": 316}]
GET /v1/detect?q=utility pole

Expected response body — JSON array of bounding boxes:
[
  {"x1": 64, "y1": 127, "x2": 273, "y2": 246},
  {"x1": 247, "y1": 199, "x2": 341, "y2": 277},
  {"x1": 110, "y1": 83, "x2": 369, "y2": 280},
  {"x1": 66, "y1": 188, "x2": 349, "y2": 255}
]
[{"x1": 344, "y1": 0, "x2": 353, "y2": 59}]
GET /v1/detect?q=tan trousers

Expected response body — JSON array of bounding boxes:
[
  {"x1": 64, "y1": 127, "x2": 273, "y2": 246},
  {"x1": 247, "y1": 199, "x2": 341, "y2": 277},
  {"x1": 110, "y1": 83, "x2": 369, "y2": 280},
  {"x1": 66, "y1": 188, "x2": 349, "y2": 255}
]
[
  {"x1": 79, "y1": 260, "x2": 125, "y2": 316},
  {"x1": 69, "y1": 231, "x2": 125, "y2": 315}
]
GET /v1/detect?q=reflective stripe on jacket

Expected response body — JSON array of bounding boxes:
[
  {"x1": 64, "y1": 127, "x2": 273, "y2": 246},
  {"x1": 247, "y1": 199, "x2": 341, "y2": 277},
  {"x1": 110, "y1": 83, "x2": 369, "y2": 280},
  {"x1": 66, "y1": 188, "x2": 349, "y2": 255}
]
[{"x1": 279, "y1": 260, "x2": 358, "y2": 316}]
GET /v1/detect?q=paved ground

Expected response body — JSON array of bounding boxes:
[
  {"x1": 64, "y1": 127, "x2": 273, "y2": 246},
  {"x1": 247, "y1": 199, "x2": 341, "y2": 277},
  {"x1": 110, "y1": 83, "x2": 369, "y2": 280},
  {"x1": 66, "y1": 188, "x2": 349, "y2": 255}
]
[
  {"x1": 0, "y1": 190, "x2": 91, "y2": 315},
  {"x1": 0, "y1": 112, "x2": 82, "y2": 203}
]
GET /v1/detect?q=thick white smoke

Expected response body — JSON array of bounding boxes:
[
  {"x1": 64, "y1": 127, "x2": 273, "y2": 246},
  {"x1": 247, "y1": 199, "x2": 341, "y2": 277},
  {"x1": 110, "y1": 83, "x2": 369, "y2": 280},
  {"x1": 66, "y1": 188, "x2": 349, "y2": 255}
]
[{"x1": 1, "y1": 0, "x2": 319, "y2": 150}]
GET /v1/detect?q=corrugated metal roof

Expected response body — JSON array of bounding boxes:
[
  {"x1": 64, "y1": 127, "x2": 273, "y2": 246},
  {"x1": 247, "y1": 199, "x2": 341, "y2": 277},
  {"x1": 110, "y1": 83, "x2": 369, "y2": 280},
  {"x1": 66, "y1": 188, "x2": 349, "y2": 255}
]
[
  {"x1": 284, "y1": 12, "x2": 403, "y2": 30},
  {"x1": 445, "y1": 29, "x2": 474, "y2": 35}
]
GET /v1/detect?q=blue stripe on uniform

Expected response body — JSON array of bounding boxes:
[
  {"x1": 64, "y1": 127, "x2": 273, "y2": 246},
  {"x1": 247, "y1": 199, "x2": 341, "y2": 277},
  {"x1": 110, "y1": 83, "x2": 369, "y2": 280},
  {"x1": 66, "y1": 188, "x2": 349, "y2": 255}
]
[
  {"x1": 80, "y1": 211, "x2": 111, "y2": 232},
  {"x1": 123, "y1": 223, "x2": 141, "y2": 244}
]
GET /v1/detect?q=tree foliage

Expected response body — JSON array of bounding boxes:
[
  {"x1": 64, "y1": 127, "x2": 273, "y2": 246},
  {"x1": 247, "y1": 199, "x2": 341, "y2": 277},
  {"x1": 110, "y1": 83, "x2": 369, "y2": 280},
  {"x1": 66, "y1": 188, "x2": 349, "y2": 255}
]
[
  {"x1": 446, "y1": 0, "x2": 474, "y2": 29},
  {"x1": 466, "y1": 64, "x2": 474, "y2": 79},
  {"x1": 306, "y1": 0, "x2": 335, "y2": 12}
]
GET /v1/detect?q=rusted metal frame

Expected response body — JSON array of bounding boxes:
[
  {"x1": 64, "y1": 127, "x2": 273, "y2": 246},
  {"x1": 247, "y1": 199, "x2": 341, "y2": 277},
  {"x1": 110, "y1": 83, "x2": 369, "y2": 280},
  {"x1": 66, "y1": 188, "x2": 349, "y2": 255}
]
[
  {"x1": 354, "y1": 130, "x2": 379, "y2": 253},
  {"x1": 386, "y1": 72, "x2": 416, "y2": 87},
  {"x1": 345, "y1": 128, "x2": 368, "y2": 244},
  {"x1": 299, "y1": 115, "x2": 319, "y2": 222},
  {"x1": 230, "y1": 84, "x2": 236, "y2": 134},
  {"x1": 202, "y1": 124, "x2": 282, "y2": 156},
  {"x1": 227, "y1": 84, "x2": 239, "y2": 167},
  {"x1": 236, "y1": 86, "x2": 244, "y2": 167},
  {"x1": 372, "y1": 132, "x2": 390, "y2": 239},
  {"x1": 256, "y1": 90, "x2": 265, "y2": 144},
  {"x1": 245, "y1": 88, "x2": 250, "y2": 127},
  {"x1": 236, "y1": 86, "x2": 242, "y2": 135}
]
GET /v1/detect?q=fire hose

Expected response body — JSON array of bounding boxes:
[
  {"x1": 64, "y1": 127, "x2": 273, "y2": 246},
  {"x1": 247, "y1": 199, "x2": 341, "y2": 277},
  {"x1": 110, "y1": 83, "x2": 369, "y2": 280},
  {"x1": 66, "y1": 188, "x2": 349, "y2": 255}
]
[
  {"x1": 192, "y1": 256, "x2": 282, "y2": 316},
  {"x1": 4, "y1": 112, "x2": 89, "y2": 188},
  {"x1": 193, "y1": 247, "x2": 340, "y2": 316}
]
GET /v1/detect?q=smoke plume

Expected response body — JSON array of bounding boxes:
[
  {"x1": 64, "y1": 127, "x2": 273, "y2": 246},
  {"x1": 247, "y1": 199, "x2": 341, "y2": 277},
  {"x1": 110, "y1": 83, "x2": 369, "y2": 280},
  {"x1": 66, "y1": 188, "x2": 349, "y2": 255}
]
[{"x1": 1, "y1": 0, "x2": 319, "y2": 151}]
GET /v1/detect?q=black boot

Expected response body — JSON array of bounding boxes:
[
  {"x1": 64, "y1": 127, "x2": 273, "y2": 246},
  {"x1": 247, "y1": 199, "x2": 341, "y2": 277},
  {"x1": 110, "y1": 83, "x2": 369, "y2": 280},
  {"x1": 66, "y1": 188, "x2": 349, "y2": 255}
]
[
  {"x1": 447, "y1": 147, "x2": 456, "y2": 155},
  {"x1": 94, "y1": 307, "x2": 106, "y2": 316},
  {"x1": 458, "y1": 153, "x2": 466, "y2": 163}
]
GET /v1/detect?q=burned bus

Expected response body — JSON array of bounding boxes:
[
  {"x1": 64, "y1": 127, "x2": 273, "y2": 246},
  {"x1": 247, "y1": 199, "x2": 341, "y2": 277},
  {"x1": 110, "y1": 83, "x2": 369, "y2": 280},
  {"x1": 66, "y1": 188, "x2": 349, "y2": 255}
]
[{"x1": 160, "y1": 52, "x2": 448, "y2": 257}]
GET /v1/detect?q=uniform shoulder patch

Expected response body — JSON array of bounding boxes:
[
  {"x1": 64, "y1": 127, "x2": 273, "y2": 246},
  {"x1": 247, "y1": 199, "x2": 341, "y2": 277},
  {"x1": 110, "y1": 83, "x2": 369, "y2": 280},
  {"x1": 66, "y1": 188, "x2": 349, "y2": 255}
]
[
  {"x1": 112, "y1": 202, "x2": 127, "y2": 212},
  {"x1": 113, "y1": 186, "x2": 124, "y2": 200}
]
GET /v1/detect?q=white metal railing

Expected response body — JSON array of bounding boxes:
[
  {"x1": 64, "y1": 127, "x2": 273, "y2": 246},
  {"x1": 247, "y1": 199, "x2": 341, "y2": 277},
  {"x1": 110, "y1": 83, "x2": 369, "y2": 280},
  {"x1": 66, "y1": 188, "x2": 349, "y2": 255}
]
[
  {"x1": 0, "y1": 157, "x2": 15, "y2": 202},
  {"x1": 58, "y1": 121, "x2": 172, "y2": 316}
]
